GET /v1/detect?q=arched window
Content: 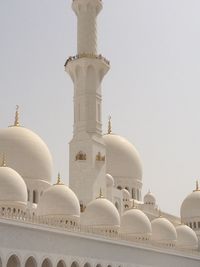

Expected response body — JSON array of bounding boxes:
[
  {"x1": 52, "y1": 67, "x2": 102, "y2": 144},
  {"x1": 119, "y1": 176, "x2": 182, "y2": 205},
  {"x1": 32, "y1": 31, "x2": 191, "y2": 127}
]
[
  {"x1": 7, "y1": 255, "x2": 20, "y2": 267},
  {"x1": 71, "y1": 261, "x2": 79, "y2": 267},
  {"x1": 27, "y1": 190, "x2": 30, "y2": 201},
  {"x1": 41, "y1": 258, "x2": 52, "y2": 267},
  {"x1": 117, "y1": 186, "x2": 122, "y2": 190},
  {"x1": 25, "y1": 257, "x2": 37, "y2": 267},
  {"x1": 83, "y1": 263, "x2": 91, "y2": 267},
  {"x1": 57, "y1": 260, "x2": 66, "y2": 267},
  {"x1": 137, "y1": 189, "x2": 140, "y2": 200},
  {"x1": 33, "y1": 190, "x2": 38, "y2": 204},
  {"x1": 132, "y1": 188, "x2": 136, "y2": 199},
  {"x1": 96, "y1": 264, "x2": 102, "y2": 267}
]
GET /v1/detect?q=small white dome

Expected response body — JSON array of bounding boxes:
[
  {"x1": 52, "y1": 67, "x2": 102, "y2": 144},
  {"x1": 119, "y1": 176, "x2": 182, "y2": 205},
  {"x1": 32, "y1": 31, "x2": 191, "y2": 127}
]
[
  {"x1": 0, "y1": 165, "x2": 27, "y2": 208},
  {"x1": 37, "y1": 182, "x2": 80, "y2": 222},
  {"x1": 144, "y1": 191, "x2": 156, "y2": 205},
  {"x1": 122, "y1": 189, "x2": 131, "y2": 200},
  {"x1": 181, "y1": 190, "x2": 200, "y2": 220},
  {"x1": 106, "y1": 173, "x2": 114, "y2": 187},
  {"x1": 81, "y1": 197, "x2": 120, "y2": 229},
  {"x1": 103, "y1": 134, "x2": 142, "y2": 181},
  {"x1": 0, "y1": 126, "x2": 53, "y2": 182},
  {"x1": 120, "y1": 208, "x2": 152, "y2": 239},
  {"x1": 176, "y1": 224, "x2": 198, "y2": 250},
  {"x1": 151, "y1": 217, "x2": 177, "y2": 246}
]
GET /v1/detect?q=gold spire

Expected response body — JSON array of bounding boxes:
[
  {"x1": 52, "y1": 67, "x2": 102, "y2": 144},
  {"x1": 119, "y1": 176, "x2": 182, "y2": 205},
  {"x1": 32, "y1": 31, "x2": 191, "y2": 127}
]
[
  {"x1": 97, "y1": 188, "x2": 104, "y2": 199},
  {"x1": 1, "y1": 154, "x2": 6, "y2": 167},
  {"x1": 108, "y1": 115, "x2": 112, "y2": 134},
  {"x1": 193, "y1": 180, "x2": 200, "y2": 192},
  {"x1": 14, "y1": 105, "x2": 20, "y2": 127},
  {"x1": 54, "y1": 172, "x2": 64, "y2": 185}
]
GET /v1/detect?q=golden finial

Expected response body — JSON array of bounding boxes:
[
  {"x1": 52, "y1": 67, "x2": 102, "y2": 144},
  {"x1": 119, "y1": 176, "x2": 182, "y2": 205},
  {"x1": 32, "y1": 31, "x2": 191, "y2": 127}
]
[
  {"x1": 108, "y1": 115, "x2": 112, "y2": 134},
  {"x1": 1, "y1": 154, "x2": 6, "y2": 167},
  {"x1": 193, "y1": 180, "x2": 200, "y2": 192},
  {"x1": 14, "y1": 105, "x2": 20, "y2": 127},
  {"x1": 54, "y1": 172, "x2": 64, "y2": 185},
  {"x1": 97, "y1": 188, "x2": 104, "y2": 199}
]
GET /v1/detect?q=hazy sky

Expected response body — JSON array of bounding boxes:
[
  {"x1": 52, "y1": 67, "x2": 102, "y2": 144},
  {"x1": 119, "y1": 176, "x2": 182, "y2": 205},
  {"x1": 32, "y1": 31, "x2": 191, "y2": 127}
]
[{"x1": 1, "y1": 0, "x2": 200, "y2": 216}]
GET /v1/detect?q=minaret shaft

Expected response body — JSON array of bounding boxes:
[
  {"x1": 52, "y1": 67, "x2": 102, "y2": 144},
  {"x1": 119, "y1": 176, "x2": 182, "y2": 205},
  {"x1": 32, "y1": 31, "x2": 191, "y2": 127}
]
[{"x1": 66, "y1": 0, "x2": 109, "y2": 206}]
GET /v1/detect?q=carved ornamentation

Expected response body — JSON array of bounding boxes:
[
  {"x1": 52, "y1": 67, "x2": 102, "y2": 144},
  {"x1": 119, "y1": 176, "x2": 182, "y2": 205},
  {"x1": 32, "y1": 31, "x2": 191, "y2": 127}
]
[
  {"x1": 76, "y1": 151, "x2": 87, "y2": 161},
  {"x1": 96, "y1": 152, "x2": 105, "y2": 162}
]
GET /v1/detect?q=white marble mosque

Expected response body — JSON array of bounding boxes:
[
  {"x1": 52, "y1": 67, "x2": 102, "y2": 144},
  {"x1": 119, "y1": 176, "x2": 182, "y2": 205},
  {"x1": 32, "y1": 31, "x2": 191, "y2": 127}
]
[{"x1": 0, "y1": 0, "x2": 200, "y2": 266}]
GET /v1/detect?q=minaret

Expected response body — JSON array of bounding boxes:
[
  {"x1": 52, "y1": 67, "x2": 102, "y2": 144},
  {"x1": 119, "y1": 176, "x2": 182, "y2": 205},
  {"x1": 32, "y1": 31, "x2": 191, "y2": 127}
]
[{"x1": 65, "y1": 0, "x2": 110, "y2": 207}]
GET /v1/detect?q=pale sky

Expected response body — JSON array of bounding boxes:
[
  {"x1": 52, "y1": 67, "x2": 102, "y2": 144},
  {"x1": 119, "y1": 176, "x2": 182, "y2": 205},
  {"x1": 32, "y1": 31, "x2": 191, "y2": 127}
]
[{"x1": 1, "y1": 0, "x2": 200, "y2": 216}]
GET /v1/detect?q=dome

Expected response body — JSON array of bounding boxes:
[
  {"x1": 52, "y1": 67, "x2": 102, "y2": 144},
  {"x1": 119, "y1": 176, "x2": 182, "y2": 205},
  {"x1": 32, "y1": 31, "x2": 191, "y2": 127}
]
[
  {"x1": 144, "y1": 191, "x2": 156, "y2": 205},
  {"x1": 181, "y1": 188, "x2": 200, "y2": 220},
  {"x1": 122, "y1": 189, "x2": 131, "y2": 200},
  {"x1": 81, "y1": 197, "x2": 120, "y2": 229},
  {"x1": 37, "y1": 179, "x2": 80, "y2": 222},
  {"x1": 0, "y1": 164, "x2": 27, "y2": 207},
  {"x1": 120, "y1": 208, "x2": 152, "y2": 239},
  {"x1": 106, "y1": 173, "x2": 114, "y2": 187},
  {"x1": 151, "y1": 217, "x2": 177, "y2": 246},
  {"x1": 0, "y1": 126, "x2": 53, "y2": 182},
  {"x1": 103, "y1": 134, "x2": 142, "y2": 181},
  {"x1": 176, "y1": 224, "x2": 198, "y2": 250}
]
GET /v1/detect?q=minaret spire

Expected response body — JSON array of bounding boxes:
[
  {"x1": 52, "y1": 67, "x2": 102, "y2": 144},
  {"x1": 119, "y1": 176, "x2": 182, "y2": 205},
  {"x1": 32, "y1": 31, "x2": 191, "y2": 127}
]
[
  {"x1": 14, "y1": 105, "x2": 20, "y2": 127},
  {"x1": 1, "y1": 154, "x2": 6, "y2": 167},
  {"x1": 108, "y1": 115, "x2": 112, "y2": 134}
]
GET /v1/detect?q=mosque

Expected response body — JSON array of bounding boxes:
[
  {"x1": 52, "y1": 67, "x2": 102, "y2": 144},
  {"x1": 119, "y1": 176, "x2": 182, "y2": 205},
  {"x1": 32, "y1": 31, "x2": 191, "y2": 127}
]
[{"x1": 1, "y1": 0, "x2": 200, "y2": 266}]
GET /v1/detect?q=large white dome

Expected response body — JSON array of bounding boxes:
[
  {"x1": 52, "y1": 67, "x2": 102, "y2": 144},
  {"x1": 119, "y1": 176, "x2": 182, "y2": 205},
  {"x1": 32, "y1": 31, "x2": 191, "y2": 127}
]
[
  {"x1": 181, "y1": 190, "x2": 200, "y2": 220},
  {"x1": 176, "y1": 224, "x2": 198, "y2": 250},
  {"x1": 120, "y1": 208, "x2": 152, "y2": 239},
  {"x1": 37, "y1": 182, "x2": 80, "y2": 222},
  {"x1": 81, "y1": 197, "x2": 120, "y2": 229},
  {"x1": 0, "y1": 165, "x2": 27, "y2": 207},
  {"x1": 151, "y1": 217, "x2": 177, "y2": 246},
  {"x1": 103, "y1": 134, "x2": 142, "y2": 181},
  {"x1": 0, "y1": 126, "x2": 53, "y2": 182}
]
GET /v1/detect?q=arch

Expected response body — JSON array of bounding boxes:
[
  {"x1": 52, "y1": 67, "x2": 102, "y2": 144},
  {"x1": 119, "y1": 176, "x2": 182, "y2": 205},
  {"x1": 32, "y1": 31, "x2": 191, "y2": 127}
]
[
  {"x1": 83, "y1": 263, "x2": 91, "y2": 267},
  {"x1": 7, "y1": 255, "x2": 20, "y2": 267},
  {"x1": 137, "y1": 189, "x2": 140, "y2": 200},
  {"x1": 25, "y1": 257, "x2": 37, "y2": 267},
  {"x1": 57, "y1": 260, "x2": 66, "y2": 267},
  {"x1": 41, "y1": 258, "x2": 52, "y2": 267},
  {"x1": 132, "y1": 188, "x2": 136, "y2": 199},
  {"x1": 71, "y1": 261, "x2": 79, "y2": 267},
  {"x1": 33, "y1": 190, "x2": 38, "y2": 204},
  {"x1": 27, "y1": 189, "x2": 30, "y2": 201}
]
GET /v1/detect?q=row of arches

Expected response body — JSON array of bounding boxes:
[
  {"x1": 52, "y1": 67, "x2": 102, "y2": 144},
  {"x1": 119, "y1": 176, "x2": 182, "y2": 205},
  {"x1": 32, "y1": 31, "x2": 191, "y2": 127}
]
[{"x1": 4, "y1": 255, "x2": 118, "y2": 267}]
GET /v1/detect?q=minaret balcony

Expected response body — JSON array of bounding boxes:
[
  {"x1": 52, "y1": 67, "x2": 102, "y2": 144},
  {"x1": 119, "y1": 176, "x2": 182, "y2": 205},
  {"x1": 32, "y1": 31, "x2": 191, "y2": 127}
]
[{"x1": 64, "y1": 54, "x2": 110, "y2": 68}]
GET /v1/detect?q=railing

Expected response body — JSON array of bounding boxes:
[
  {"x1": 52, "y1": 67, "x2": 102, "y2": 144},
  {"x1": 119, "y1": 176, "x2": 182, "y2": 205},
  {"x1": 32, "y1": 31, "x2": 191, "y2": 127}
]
[
  {"x1": 0, "y1": 210, "x2": 199, "y2": 257},
  {"x1": 64, "y1": 54, "x2": 110, "y2": 67}
]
